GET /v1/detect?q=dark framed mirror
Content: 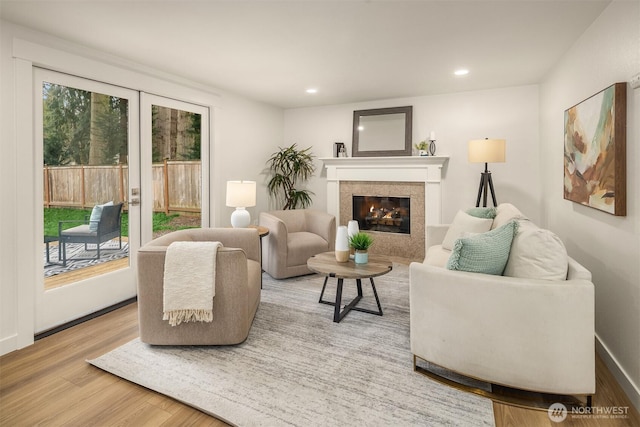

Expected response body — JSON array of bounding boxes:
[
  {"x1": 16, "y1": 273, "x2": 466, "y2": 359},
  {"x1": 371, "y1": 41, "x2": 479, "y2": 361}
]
[{"x1": 352, "y1": 106, "x2": 412, "y2": 157}]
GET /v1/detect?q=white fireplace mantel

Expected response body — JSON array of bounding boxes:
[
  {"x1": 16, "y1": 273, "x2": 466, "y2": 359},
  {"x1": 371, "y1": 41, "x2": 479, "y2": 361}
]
[{"x1": 321, "y1": 156, "x2": 449, "y2": 226}]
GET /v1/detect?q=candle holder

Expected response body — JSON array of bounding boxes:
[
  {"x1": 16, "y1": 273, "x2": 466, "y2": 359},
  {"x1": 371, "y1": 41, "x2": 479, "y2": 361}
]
[{"x1": 428, "y1": 139, "x2": 437, "y2": 156}]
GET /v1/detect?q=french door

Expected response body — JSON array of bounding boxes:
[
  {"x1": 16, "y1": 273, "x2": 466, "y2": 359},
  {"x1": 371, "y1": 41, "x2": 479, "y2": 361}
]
[{"x1": 35, "y1": 69, "x2": 141, "y2": 333}]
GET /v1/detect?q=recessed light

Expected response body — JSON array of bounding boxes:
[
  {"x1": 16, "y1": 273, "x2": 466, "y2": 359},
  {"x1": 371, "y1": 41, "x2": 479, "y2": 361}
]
[
  {"x1": 454, "y1": 69, "x2": 469, "y2": 76},
  {"x1": 306, "y1": 88, "x2": 318, "y2": 94}
]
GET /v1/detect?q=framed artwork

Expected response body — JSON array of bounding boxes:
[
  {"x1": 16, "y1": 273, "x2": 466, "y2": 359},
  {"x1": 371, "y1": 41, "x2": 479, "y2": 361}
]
[{"x1": 564, "y1": 82, "x2": 626, "y2": 216}]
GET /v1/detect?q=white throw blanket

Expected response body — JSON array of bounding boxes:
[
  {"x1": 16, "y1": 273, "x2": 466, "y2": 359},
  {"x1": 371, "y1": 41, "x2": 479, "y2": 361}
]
[{"x1": 163, "y1": 241, "x2": 222, "y2": 326}]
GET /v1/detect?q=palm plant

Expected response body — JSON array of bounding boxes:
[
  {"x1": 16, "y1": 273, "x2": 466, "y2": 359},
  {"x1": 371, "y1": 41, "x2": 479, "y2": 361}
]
[{"x1": 266, "y1": 143, "x2": 315, "y2": 209}]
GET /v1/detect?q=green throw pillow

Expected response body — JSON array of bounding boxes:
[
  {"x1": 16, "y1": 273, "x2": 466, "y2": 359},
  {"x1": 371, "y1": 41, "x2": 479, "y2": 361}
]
[
  {"x1": 446, "y1": 220, "x2": 518, "y2": 275},
  {"x1": 466, "y1": 207, "x2": 497, "y2": 219}
]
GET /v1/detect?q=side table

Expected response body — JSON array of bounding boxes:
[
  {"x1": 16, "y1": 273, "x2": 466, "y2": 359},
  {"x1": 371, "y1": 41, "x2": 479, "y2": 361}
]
[{"x1": 248, "y1": 225, "x2": 269, "y2": 288}]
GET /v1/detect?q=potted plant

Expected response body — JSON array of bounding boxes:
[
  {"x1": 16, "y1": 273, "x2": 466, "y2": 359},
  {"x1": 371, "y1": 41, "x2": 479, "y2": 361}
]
[
  {"x1": 414, "y1": 141, "x2": 429, "y2": 156},
  {"x1": 266, "y1": 143, "x2": 316, "y2": 210},
  {"x1": 349, "y1": 232, "x2": 374, "y2": 264}
]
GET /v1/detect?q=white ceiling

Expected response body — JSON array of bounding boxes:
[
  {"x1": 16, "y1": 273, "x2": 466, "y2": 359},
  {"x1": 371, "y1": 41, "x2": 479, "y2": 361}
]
[{"x1": 1, "y1": 0, "x2": 610, "y2": 109}]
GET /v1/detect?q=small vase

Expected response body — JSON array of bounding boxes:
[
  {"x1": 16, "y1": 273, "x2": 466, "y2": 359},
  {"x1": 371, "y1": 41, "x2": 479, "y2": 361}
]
[
  {"x1": 347, "y1": 220, "x2": 360, "y2": 259},
  {"x1": 354, "y1": 249, "x2": 368, "y2": 264},
  {"x1": 418, "y1": 149, "x2": 428, "y2": 156},
  {"x1": 335, "y1": 226, "x2": 350, "y2": 263}
]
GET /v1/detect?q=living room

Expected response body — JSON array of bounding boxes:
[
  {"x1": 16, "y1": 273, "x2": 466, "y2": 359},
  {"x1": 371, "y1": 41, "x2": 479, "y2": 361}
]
[{"x1": 0, "y1": 0, "x2": 638, "y2": 425}]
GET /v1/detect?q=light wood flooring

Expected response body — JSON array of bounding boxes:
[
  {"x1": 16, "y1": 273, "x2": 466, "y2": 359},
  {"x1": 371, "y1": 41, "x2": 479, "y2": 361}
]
[{"x1": 4, "y1": 260, "x2": 639, "y2": 426}]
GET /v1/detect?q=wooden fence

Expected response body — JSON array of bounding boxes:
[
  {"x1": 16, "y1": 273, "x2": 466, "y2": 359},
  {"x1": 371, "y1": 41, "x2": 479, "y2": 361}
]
[{"x1": 43, "y1": 160, "x2": 201, "y2": 214}]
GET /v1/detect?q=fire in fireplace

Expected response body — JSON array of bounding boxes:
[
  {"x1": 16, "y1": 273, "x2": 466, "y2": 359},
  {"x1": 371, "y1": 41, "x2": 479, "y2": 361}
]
[{"x1": 352, "y1": 195, "x2": 410, "y2": 234}]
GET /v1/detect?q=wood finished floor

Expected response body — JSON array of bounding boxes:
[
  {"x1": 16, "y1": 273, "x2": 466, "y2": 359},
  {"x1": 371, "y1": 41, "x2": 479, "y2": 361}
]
[{"x1": 5, "y1": 260, "x2": 640, "y2": 426}]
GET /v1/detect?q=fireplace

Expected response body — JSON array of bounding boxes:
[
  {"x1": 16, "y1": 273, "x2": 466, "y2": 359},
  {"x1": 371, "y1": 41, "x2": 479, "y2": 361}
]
[
  {"x1": 353, "y1": 195, "x2": 410, "y2": 234},
  {"x1": 321, "y1": 156, "x2": 448, "y2": 261}
]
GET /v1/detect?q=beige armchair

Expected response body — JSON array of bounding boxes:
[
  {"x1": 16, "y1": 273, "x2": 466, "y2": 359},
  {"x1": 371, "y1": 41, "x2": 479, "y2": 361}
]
[
  {"x1": 259, "y1": 209, "x2": 336, "y2": 279},
  {"x1": 137, "y1": 228, "x2": 261, "y2": 345}
]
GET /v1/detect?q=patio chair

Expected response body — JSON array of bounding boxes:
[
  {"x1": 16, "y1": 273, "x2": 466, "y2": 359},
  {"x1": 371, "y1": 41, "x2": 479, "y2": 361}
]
[{"x1": 58, "y1": 202, "x2": 124, "y2": 266}]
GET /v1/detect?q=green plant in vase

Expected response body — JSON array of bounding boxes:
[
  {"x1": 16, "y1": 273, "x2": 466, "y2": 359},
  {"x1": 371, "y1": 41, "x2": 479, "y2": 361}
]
[
  {"x1": 349, "y1": 232, "x2": 374, "y2": 264},
  {"x1": 414, "y1": 141, "x2": 429, "y2": 156}
]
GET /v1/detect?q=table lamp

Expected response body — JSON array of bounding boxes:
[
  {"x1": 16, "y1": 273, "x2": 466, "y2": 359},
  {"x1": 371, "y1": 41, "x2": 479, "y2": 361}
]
[
  {"x1": 468, "y1": 138, "x2": 506, "y2": 207},
  {"x1": 226, "y1": 180, "x2": 256, "y2": 228}
]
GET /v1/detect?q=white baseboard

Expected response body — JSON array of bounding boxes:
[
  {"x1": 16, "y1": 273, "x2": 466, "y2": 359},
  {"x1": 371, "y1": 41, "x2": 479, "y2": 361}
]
[
  {"x1": 0, "y1": 334, "x2": 18, "y2": 357},
  {"x1": 596, "y1": 334, "x2": 640, "y2": 413}
]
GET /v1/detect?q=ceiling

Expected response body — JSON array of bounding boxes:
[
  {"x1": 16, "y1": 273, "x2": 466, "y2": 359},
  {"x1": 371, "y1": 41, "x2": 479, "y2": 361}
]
[{"x1": 0, "y1": 0, "x2": 610, "y2": 109}]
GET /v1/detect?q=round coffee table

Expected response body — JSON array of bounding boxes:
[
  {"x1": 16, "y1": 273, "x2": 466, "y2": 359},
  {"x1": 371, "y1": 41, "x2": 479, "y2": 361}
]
[{"x1": 307, "y1": 251, "x2": 392, "y2": 323}]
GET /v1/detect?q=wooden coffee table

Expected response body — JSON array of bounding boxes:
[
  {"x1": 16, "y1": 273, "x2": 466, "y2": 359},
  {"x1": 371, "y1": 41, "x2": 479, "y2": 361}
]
[{"x1": 307, "y1": 251, "x2": 392, "y2": 323}]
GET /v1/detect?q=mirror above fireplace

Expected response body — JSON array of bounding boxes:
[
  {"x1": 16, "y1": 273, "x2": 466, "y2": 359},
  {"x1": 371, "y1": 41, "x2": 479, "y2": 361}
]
[{"x1": 352, "y1": 106, "x2": 412, "y2": 157}]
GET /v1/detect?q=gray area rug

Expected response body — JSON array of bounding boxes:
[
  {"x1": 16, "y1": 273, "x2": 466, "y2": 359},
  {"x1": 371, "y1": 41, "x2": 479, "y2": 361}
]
[
  {"x1": 89, "y1": 264, "x2": 494, "y2": 426},
  {"x1": 44, "y1": 241, "x2": 129, "y2": 277}
]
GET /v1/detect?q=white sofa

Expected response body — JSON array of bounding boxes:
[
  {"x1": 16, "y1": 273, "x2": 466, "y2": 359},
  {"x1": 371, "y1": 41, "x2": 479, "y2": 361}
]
[{"x1": 409, "y1": 203, "x2": 595, "y2": 399}]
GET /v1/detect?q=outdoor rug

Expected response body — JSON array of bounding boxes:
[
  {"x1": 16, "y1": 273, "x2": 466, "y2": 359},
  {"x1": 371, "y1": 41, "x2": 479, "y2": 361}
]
[
  {"x1": 88, "y1": 263, "x2": 495, "y2": 426},
  {"x1": 44, "y1": 241, "x2": 129, "y2": 277}
]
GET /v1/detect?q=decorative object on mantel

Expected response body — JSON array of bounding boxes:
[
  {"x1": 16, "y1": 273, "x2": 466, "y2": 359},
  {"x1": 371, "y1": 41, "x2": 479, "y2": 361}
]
[
  {"x1": 428, "y1": 131, "x2": 437, "y2": 156},
  {"x1": 226, "y1": 180, "x2": 256, "y2": 227},
  {"x1": 468, "y1": 138, "x2": 506, "y2": 208},
  {"x1": 349, "y1": 232, "x2": 374, "y2": 264},
  {"x1": 266, "y1": 143, "x2": 315, "y2": 209},
  {"x1": 333, "y1": 142, "x2": 346, "y2": 158},
  {"x1": 414, "y1": 140, "x2": 429, "y2": 156},
  {"x1": 335, "y1": 226, "x2": 350, "y2": 262},
  {"x1": 564, "y1": 82, "x2": 626, "y2": 216},
  {"x1": 352, "y1": 106, "x2": 412, "y2": 157}
]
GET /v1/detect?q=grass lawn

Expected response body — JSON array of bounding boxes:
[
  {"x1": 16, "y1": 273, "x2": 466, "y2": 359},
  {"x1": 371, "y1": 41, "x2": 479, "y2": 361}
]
[{"x1": 44, "y1": 207, "x2": 193, "y2": 237}]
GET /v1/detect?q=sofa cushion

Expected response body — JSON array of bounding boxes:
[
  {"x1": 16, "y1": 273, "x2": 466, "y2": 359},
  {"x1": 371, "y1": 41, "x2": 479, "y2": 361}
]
[
  {"x1": 466, "y1": 207, "x2": 497, "y2": 219},
  {"x1": 446, "y1": 220, "x2": 518, "y2": 275},
  {"x1": 491, "y1": 203, "x2": 527, "y2": 230},
  {"x1": 503, "y1": 220, "x2": 568, "y2": 280},
  {"x1": 424, "y1": 244, "x2": 451, "y2": 268},
  {"x1": 442, "y1": 210, "x2": 493, "y2": 250}
]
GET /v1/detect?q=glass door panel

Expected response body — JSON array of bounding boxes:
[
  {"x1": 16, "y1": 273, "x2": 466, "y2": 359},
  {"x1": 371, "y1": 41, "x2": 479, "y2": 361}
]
[
  {"x1": 141, "y1": 94, "x2": 209, "y2": 244},
  {"x1": 35, "y1": 68, "x2": 140, "y2": 332}
]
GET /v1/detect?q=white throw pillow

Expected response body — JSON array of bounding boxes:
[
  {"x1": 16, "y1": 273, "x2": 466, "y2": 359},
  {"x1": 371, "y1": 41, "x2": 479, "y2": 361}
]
[
  {"x1": 442, "y1": 210, "x2": 493, "y2": 250},
  {"x1": 491, "y1": 203, "x2": 527, "y2": 230},
  {"x1": 503, "y1": 220, "x2": 569, "y2": 280}
]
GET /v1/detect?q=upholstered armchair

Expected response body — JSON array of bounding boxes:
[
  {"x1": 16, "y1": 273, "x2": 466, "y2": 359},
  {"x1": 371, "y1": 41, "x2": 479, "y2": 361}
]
[
  {"x1": 259, "y1": 209, "x2": 336, "y2": 279},
  {"x1": 137, "y1": 227, "x2": 261, "y2": 345}
]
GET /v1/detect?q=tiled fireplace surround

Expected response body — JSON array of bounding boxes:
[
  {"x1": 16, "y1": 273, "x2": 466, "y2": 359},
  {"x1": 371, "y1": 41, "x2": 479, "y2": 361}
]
[{"x1": 322, "y1": 156, "x2": 448, "y2": 261}]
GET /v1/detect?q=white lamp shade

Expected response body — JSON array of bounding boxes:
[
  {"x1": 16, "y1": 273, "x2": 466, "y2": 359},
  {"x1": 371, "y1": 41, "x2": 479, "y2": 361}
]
[
  {"x1": 468, "y1": 139, "x2": 506, "y2": 163},
  {"x1": 226, "y1": 181, "x2": 256, "y2": 208}
]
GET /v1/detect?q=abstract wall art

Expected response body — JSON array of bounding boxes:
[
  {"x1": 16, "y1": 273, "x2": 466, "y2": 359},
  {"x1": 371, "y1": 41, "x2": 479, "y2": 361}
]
[{"x1": 564, "y1": 83, "x2": 627, "y2": 216}]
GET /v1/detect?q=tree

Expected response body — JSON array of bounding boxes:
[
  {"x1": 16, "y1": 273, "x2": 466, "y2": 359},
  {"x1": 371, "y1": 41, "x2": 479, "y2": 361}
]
[{"x1": 42, "y1": 83, "x2": 91, "y2": 165}]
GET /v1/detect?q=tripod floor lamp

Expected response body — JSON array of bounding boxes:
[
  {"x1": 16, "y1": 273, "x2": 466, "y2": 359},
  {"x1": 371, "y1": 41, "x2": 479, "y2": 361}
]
[{"x1": 468, "y1": 138, "x2": 506, "y2": 207}]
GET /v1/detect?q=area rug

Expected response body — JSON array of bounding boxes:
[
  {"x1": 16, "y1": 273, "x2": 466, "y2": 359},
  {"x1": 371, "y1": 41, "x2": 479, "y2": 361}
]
[
  {"x1": 44, "y1": 241, "x2": 129, "y2": 277},
  {"x1": 88, "y1": 264, "x2": 495, "y2": 426}
]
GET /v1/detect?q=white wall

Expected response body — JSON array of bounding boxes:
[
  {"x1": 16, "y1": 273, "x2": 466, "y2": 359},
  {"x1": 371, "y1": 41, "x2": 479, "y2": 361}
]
[
  {"x1": 0, "y1": 20, "x2": 283, "y2": 355},
  {"x1": 284, "y1": 85, "x2": 541, "y2": 224},
  {"x1": 540, "y1": 1, "x2": 640, "y2": 409}
]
